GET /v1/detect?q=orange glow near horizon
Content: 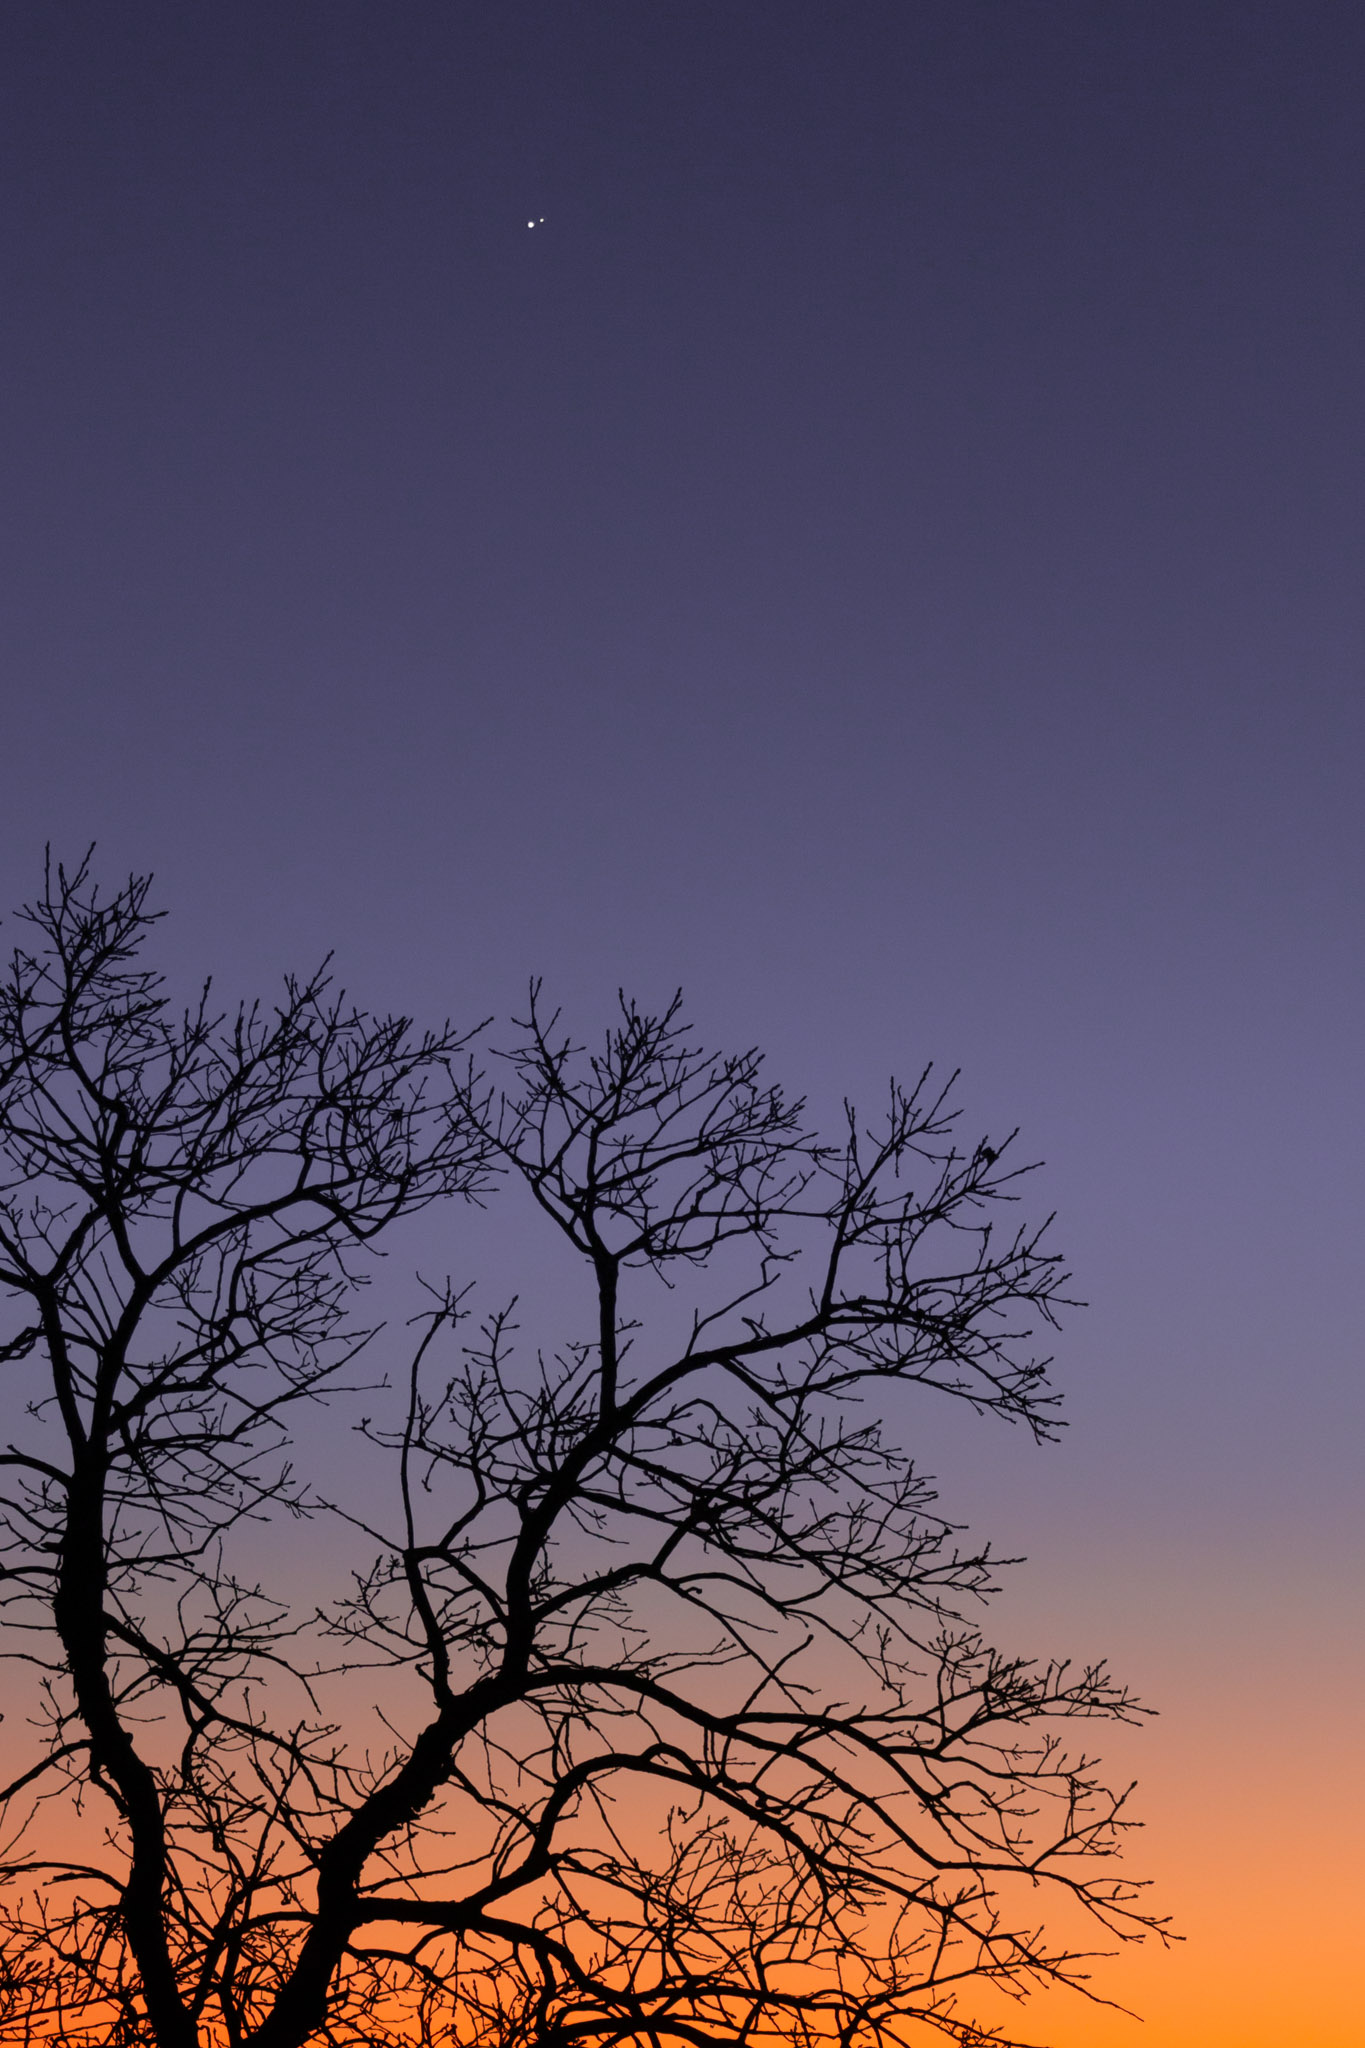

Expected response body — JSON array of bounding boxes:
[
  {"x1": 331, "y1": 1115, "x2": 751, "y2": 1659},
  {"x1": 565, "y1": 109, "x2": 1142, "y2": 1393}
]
[{"x1": 10, "y1": 1533, "x2": 1357, "y2": 2048}]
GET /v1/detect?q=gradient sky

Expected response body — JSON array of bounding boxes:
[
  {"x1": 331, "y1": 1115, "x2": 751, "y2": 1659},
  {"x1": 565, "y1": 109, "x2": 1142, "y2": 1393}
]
[{"x1": 2, "y1": 6, "x2": 1362, "y2": 2043}]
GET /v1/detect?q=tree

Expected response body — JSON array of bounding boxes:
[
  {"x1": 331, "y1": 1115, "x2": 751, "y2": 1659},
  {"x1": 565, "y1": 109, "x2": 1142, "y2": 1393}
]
[{"x1": 0, "y1": 858, "x2": 1161, "y2": 2048}]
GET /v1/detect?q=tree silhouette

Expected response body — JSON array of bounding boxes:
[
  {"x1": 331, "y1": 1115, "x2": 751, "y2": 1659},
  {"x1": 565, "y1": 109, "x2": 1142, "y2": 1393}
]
[{"x1": 0, "y1": 860, "x2": 1162, "y2": 2048}]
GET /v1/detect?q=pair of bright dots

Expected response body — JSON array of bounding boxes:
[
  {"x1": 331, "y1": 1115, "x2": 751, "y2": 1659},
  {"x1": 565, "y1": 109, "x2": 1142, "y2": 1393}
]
[{"x1": 527, "y1": 217, "x2": 545, "y2": 228}]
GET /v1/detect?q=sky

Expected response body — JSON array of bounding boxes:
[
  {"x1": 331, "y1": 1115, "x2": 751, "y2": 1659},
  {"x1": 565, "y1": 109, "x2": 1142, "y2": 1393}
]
[{"x1": 1, "y1": 4, "x2": 1362, "y2": 2042}]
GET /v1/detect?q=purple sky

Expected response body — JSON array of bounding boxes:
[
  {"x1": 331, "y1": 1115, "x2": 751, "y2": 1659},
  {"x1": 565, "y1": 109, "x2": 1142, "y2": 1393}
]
[{"x1": 2, "y1": 7, "x2": 1362, "y2": 2037}]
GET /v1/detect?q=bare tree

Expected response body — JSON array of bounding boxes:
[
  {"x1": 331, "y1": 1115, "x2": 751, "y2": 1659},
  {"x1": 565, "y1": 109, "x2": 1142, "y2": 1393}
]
[{"x1": 0, "y1": 859, "x2": 1162, "y2": 2048}]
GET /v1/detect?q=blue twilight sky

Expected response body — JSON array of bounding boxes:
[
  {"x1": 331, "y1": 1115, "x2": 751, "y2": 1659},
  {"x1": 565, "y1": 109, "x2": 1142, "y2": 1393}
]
[{"x1": 1, "y1": 8, "x2": 1362, "y2": 2035}]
